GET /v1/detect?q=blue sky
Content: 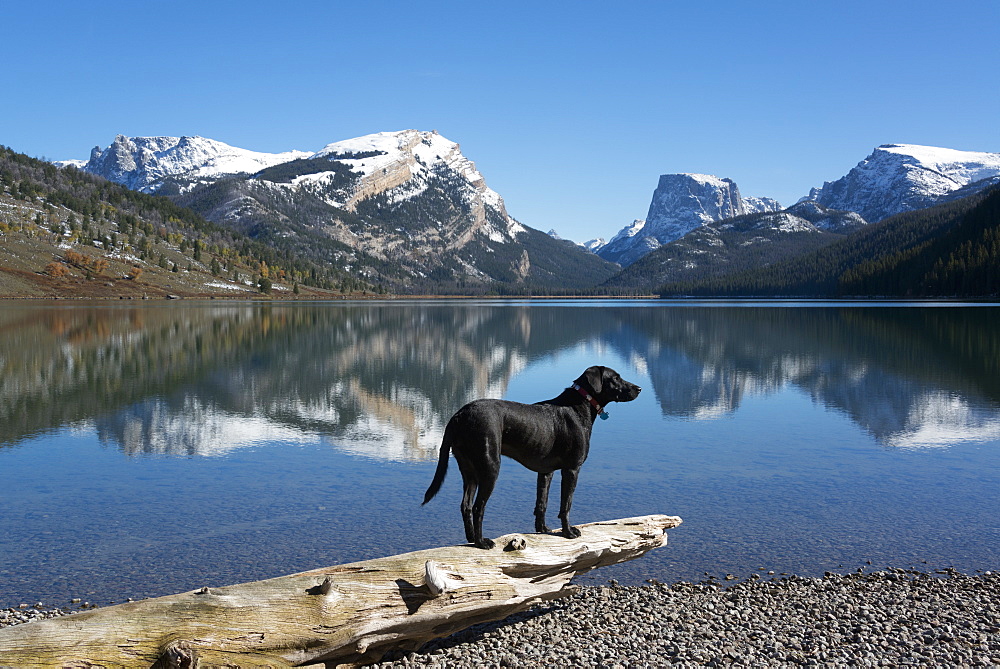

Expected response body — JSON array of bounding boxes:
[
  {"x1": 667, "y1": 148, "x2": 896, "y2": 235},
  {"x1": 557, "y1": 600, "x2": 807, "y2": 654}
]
[{"x1": 3, "y1": 1, "x2": 998, "y2": 243}]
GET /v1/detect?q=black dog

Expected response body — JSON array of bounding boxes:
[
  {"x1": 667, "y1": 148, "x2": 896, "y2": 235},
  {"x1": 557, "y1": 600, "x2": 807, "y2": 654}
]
[{"x1": 423, "y1": 366, "x2": 641, "y2": 549}]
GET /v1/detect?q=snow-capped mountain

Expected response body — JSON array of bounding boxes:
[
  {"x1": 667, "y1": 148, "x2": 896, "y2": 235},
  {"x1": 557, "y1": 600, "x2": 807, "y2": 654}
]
[
  {"x1": 601, "y1": 201, "x2": 866, "y2": 292},
  {"x1": 82, "y1": 135, "x2": 310, "y2": 192},
  {"x1": 599, "y1": 143, "x2": 998, "y2": 270},
  {"x1": 805, "y1": 143, "x2": 1000, "y2": 223},
  {"x1": 304, "y1": 130, "x2": 510, "y2": 219},
  {"x1": 599, "y1": 219, "x2": 658, "y2": 267},
  {"x1": 783, "y1": 200, "x2": 868, "y2": 233},
  {"x1": 548, "y1": 230, "x2": 607, "y2": 254},
  {"x1": 744, "y1": 195, "x2": 783, "y2": 213},
  {"x1": 598, "y1": 174, "x2": 782, "y2": 266},
  {"x1": 71, "y1": 130, "x2": 618, "y2": 292}
]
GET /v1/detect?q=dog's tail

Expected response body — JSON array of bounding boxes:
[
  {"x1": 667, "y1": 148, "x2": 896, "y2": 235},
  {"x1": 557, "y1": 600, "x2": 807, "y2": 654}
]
[{"x1": 422, "y1": 430, "x2": 452, "y2": 505}]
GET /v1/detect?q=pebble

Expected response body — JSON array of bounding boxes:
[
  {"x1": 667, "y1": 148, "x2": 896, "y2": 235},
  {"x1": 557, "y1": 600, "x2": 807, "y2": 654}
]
[
  {"x1": 3, "y1": 570, "x2": 998, "y2": 666},
  {"x1": 369, "y1": 569, "x2": 1000, "y2": 666},
  {"x1": 0, "y1": 603, "x2": 75, "y2": 628}
]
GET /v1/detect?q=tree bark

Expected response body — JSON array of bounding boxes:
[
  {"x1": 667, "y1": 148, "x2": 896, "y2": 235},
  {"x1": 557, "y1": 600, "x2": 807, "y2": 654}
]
[{"x1": 0, "y1": 514, "x2": 681, "y2": 667}]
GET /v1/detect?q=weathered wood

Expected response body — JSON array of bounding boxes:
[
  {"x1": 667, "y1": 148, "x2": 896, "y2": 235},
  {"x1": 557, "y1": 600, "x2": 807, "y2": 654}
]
[{"x1": 0, "y1": 514, "x2": 681, "y2": 667}]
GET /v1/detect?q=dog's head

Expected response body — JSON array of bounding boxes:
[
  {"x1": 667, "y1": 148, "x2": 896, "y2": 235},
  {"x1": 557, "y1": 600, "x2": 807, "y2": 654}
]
[{"x1": 576, "y1": 366, "x2": 641, "y2": 404}]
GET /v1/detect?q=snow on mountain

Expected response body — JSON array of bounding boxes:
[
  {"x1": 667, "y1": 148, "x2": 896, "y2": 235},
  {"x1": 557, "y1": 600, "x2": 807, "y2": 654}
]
[
  {"x1": 784, "y1": 201, "x2": 867, "y2": 233},
  {"x1": 598, "y1": 174, "x2": 782, "y2": 266},
  {"x1": 82, "y1": 135, "x2": 309, "y2": 192},
  {"x1": 602, "y1": 201, "x2": 866, "y2": 292},
  {"x1": 805, "y1": 143, "x2": 1000, "y2": 223},
  {"x1": 65, "y1": 129, "x2": 617, "y2": 290},
  {"x1": 643, "y1": 174, "x2": 745, "y2": 242},
  {"x1": 74, "y1": 130, "x2": 526, "y2": 243},
  {"x1": 310, "y1": 130, "x2": 510, "y2": 217},
  {"x1": 607, "y1": 219, "x2": 646, "y2": 244},
  {"x1": 744, "y1": 195, "x2": 783, "y2": 213},
  {"x1": 547, "y1": 230, "x2": 606, "y2": 253}
]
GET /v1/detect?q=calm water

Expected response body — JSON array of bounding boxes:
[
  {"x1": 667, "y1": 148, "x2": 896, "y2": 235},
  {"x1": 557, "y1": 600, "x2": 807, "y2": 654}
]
[{"x1": 2, "y1": 300, "x2": 999, "y2": 608}]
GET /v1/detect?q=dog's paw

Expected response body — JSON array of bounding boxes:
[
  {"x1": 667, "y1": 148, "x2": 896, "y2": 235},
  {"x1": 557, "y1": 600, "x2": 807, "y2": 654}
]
[
  {"x1": 474, "y1": 537, "x2": 496, "y2": 549},
  {"x1": 563, "y1": 526, "x2": 582, "y2": 539},
  {"x1": 535, "y1": 522, "x2": 551, "y2": 534}
]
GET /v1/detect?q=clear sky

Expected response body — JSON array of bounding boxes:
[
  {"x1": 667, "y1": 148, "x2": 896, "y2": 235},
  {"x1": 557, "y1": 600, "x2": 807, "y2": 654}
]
[{"x1": 3, "y1": 1, "x2": 998, "y2": 243}]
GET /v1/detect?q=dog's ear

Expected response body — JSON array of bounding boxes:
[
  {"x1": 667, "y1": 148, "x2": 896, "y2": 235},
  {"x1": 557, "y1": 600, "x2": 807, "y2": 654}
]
[{"x1": 576, "y1": 366, "x2": 605, "y2": 395}]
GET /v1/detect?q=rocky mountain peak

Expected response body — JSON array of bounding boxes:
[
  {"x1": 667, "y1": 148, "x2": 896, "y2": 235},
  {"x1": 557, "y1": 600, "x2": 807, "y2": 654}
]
[
  {"x1": 804, "y1": 143, "x2": 1000, "y2": 223},
  {"x1": 306, "y1": 130, "x2": 507, "y2": 217},
  {"x1": 645, "y1": 173, "x2": 746, "y2": 237},
  {"x1": 81, "y1": 134, "x2": 310, "y2": 192},
  {"x1": 598, "y1": 174, "x2": 781, "y2": 266}
]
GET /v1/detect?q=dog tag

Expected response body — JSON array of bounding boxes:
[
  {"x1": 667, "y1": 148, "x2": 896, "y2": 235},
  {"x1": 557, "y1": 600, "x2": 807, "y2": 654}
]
[{"x1": 599, "y1": 411, "x2": 609, "y2": 420}]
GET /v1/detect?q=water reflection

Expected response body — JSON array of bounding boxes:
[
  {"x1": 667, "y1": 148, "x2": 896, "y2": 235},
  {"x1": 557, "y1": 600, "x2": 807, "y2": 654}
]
[
  {"x1": 2, "y1": 302, "x2": 998, "y2": 457},
  {"x1": 607, "y1": 307, "x2": 1000, "y2": 448}
]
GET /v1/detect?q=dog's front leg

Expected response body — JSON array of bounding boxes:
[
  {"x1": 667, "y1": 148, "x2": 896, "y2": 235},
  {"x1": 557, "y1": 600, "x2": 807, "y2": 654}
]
[
  {"x1": 558, "y1": 468, "x2": 582, "y2": 539},
  {"x1": 534, "y1": 472, "x2": 553, "y2": 533}
]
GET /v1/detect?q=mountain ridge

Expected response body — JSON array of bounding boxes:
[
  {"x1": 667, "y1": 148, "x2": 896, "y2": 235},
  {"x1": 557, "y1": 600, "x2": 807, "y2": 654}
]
[
  {"x1": 805, "y1": 143, "x2": 1000, "y2": 224},
  {"x1": 37, "y1": 135, "x2": 1000, "y2": 297},
  {"x1": 595, "y1": 143, "x2": 1000, "y2": 273},
  {"x1": 658, "y1": 184, "x2": 1000, "y2": 297},
  {"x1": 600, "y1": 201, "x2": 866, "y2": 292},
  {"x1": 70, "y1": 130, "x2": 620, "y2": 293},
  {"x1": 79, "y1": 134, "x2": 310, "y2": 192}
]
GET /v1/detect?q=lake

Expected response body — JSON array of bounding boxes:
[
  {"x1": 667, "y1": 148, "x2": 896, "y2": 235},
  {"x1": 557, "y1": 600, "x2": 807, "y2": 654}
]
[{"x1": 1, "y1": 300, "x2": 999, "y2": 608}]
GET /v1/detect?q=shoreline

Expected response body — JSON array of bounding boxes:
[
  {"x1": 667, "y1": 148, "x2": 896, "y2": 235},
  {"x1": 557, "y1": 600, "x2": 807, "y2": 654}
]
[
  {"x1": 3, "y1": 294, "x2": 998, "y2": 303},
  {"x1": 5, "y1": 568, "x2": 998, "y2": 665}
]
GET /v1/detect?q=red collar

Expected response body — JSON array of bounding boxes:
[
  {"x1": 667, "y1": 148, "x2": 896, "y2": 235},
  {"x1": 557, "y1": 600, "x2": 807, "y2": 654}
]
[{"x1": 572, "y1": 383, "x2": 603, "y2": 412}]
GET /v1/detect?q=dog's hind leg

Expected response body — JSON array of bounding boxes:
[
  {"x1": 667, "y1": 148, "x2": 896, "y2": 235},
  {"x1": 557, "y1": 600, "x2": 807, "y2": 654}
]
[
  {"x1": 460, "y1": 478, "x2": 477, "y2": 545},
  {"x1": 534, "y1": 472, "x2": 553, "y2": 534},
  {"x1": 558, "y1": 468, "x2": 582, "y2": 539},
  {"x1": 453, "y1": 453, "x2": 477, "y2": 545},
  {"x1": 471, "y1": 473, "x2": 497, "y2": 549}
]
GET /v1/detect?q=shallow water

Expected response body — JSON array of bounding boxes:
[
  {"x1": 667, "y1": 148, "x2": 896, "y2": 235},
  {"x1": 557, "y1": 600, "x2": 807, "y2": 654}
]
[{"x1": 1, "y1": 300, "x2": 998, "y2": 607}]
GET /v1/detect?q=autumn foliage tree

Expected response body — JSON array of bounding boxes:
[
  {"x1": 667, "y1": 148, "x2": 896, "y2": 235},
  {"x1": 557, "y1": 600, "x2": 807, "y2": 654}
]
[
  {"x1": 62, "y1": 250, "x2": 110, "y2": 277},
  {"x1": 63, "y1": 249, "x2": 88, "y2": 267},
  {"x1": 45, "y1": 262, "x2": 70, "y2": 278}
]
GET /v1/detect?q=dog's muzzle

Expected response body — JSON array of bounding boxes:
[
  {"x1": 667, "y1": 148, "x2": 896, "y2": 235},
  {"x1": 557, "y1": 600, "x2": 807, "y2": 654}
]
[{"x1": 619, "y1": 384, "x2": 641, "y2": 402}]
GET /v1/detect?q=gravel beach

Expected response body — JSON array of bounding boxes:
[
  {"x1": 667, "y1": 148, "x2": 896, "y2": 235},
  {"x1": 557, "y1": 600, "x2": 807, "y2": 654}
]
[
  {"x1": 4, "y1": 569, "x2": 998, "y2": 666},
  {"x1": 369, "y1": 569, "x2": 1000, "y2": 667}
]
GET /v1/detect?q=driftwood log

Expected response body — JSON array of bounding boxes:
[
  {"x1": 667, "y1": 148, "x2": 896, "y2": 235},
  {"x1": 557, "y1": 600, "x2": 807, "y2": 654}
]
[{"x1": 0, "y1": 514, "x2": 681, "y2": 667}]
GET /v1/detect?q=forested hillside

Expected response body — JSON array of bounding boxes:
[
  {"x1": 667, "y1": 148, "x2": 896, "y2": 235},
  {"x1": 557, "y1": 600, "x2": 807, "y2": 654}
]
[
  {"x1": 0, "y1": 146, "x2": 373, "y2": 297},
  {"x1": 839, "y1": 187, "x2": 1000, "y2": 296},
  {"x1": 658, "y1": 186, "x2": 1000, "y2": 297}
]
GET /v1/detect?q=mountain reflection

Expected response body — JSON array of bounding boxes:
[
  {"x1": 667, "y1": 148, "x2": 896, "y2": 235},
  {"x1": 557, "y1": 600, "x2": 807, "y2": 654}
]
[
  {"x1": 1, "y1": 302, "x2": 998, "y2": 457},
  {"x1": 603, "y1": 306, "x2": 1000, "y2": 448}
]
